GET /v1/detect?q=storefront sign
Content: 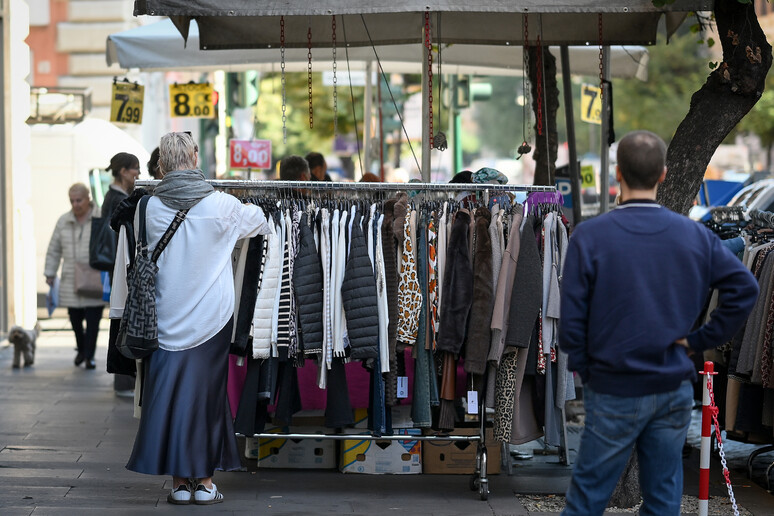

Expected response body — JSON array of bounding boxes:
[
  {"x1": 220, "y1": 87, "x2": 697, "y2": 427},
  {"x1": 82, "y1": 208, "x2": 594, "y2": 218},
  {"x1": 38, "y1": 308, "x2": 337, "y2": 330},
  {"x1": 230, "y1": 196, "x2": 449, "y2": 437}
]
[
  {"x1": 110, "y1": 82, "x2": 144, "y2": 124},
  {"x1": 229, "y1": 139, "x2": 272, "y2": 170},
  {"x1": 169, "y1": 83, "x2": 215, "y2": 118}
]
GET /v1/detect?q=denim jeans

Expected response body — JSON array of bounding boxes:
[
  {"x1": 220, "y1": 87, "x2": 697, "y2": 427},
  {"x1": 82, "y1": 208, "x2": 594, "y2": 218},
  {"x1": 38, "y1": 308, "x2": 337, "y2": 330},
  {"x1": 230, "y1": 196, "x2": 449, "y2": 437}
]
[{"x1": 562, "y1": 380, "x2": 693, "y2": 516}]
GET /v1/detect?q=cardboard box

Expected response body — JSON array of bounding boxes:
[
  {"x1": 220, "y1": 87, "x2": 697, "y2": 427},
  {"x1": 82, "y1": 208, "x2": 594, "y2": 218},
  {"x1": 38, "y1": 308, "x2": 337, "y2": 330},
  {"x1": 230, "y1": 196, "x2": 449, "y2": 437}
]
[
  {"x1": 422, "y1": 428, "x2": 501, "y2": 475},
  {"x1": 245, "y1": 426, "x2": 337, "y2": 469},
  {"x1": 340, "y1": 428, "x2": 422, "y2": 474},
  {"x1": 352, "y1": 404, "x2": 414, "y2": 430}
]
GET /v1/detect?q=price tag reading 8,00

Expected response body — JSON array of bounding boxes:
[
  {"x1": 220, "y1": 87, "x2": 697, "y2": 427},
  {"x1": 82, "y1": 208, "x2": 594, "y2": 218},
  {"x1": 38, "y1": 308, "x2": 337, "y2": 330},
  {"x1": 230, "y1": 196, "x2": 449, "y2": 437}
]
[
  {"x1": 168, "y1": 83, "x2": 215, "y2": 118},
  {"x1": 229, "y1": 140, "x2": 272, "y2": 170}
]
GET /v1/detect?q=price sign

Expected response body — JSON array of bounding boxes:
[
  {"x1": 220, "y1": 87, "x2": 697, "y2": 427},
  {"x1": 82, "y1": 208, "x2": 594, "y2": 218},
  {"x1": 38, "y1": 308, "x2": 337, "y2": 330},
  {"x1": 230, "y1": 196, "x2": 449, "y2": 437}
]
[
  {"x1": 580, "y1": 83, "x2": 602, "y2": 125},
  {"x1": 229, "y1": 139, "x2": 272, "y2": 170},
  {"x1": 110, "y1": 82, "x2": 144, "y2": 124},
  {"x1": 169, "y1": 83, "x2": 215, "y2": 118},
  {"x1": 581, "y1": 165, "x2": 596, "y2": 189}
]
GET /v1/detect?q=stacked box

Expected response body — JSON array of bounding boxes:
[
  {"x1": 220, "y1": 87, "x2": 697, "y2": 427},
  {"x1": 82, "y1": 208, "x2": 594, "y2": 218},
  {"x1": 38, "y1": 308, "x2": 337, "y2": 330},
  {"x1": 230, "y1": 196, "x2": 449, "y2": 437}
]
[
  {"x1": 422, "y1": 428, "x2": 501, "y2": 474},
  {"x1": 245, "y1": 426, "x2": 337, "y2": 469},
  {"x1": 340, "y1": 428, "x2": 422, "y2": 474}
]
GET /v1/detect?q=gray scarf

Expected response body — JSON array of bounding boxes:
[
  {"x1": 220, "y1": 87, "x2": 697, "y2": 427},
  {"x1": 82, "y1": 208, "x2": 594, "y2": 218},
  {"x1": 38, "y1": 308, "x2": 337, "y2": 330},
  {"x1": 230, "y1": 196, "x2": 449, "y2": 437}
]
[{"x1": 153, "y1": 169, "x2": 214, "y2": 210}]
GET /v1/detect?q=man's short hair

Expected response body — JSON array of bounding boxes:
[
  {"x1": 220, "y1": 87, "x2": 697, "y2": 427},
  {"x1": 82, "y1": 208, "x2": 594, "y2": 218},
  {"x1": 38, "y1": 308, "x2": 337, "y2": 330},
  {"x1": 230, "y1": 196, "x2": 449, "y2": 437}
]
[
  {"x1": 304, "y1": 152, "x2": 326, "y2": 171},
  {"x1": 279, "y1": 155, "x2": 310, "y2": 181},
  {"x1": 616, "y1": 131, "x2": 667, "y2": 190}
]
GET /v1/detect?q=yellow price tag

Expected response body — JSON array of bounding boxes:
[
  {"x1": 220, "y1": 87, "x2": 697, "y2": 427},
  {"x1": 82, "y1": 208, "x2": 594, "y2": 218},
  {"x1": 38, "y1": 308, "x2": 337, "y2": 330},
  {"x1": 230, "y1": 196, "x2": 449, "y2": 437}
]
[
  {"x1": 580, "y1": 83, "x2": 602, "y2": 125},
  {"x1": 110, "y1": 82, "x2": 144, "y2": 124},
  {"x1": 169, "y1": 83, "x2": 215, "y2": 118},
  {"x1": 580, "y1": 165, "x2": 596, "y2": 189}
]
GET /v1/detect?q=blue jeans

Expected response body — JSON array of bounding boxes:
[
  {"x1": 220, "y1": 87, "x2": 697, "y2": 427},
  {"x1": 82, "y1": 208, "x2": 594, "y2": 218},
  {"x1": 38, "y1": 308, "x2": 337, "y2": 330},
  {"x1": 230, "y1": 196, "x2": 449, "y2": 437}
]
[{"x1": 562, "y1": 380, "x2": 693, "y2": 516}]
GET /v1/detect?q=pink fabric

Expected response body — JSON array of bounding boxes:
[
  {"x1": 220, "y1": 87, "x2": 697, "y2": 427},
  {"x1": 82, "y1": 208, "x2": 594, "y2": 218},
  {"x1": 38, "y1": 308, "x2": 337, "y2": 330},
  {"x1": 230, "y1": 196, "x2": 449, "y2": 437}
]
[{"x1": 227, "y1": 355, "x2": 248, "y2": 417}]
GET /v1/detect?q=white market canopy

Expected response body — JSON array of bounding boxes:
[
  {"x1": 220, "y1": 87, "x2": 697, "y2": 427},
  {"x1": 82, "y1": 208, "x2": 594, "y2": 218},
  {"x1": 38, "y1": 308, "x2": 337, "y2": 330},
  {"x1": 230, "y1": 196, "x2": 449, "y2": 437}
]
[
  {"x1": 107, "y1": 19, "x2": 650, "y2": 80},
  {"x1": 133, "y1": 0, "x2": 712, "y2": 49}
]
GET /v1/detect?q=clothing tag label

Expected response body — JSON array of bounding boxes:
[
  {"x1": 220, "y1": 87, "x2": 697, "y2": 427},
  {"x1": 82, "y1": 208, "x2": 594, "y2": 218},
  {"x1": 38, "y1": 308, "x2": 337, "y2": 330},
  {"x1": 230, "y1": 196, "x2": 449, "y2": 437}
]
[
  {"x1": 397, "y1": 377, "x2": 408, "y2": 398},
  {"x1": 467, "y1": 391, "x2": 479, "y2": 414}
]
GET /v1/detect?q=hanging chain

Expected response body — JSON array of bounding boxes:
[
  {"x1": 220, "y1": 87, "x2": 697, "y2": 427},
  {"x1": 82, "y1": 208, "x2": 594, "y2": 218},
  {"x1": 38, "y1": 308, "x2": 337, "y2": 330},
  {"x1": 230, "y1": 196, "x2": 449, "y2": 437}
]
[
  {"x1": 707, "y1": 378, "x2": 741, "y2": 516},
  {"x1": 332, "y1": 15, "x2": 338, "y2": 136},
  {"x1": 535, "y1": 34, "x2": 543, "y2": 137},
  {"x1": 280, "y1": 16, "x2": 287, "y2": 144},
  {"x1": 308, "y1": 26, "x2": 314, "y2": 129},
  {"x1": 517, "y1": 13, "x2": 533, "y2": 159},
  {"x1": 424, "y1": 10, "x2": 434, "y2": 149},
  {"x1": 433, "y1": 12, "x2": 447, "y2": 151},
  {"x1": 598, "y1": 13, "x2": 604, "y2": 100}
]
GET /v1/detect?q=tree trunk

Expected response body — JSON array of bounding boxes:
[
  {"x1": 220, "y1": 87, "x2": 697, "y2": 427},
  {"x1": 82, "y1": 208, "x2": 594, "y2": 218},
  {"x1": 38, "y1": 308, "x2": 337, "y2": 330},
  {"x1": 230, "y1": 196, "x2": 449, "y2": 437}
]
[
  {"x1": 657, "y1": 0, "x2": 772, "y2": 214},
  {"x1": 529, "y1": 46, "x2": 560, "y2": 186}
]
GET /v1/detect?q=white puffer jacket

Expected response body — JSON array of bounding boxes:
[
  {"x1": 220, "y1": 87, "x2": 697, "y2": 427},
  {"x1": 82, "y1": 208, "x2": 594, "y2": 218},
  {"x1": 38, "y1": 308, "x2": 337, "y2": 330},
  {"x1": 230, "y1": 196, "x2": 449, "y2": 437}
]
[
  {"x1": 252, "y1": 219, "x2": 281, "y2": 359},
  {"x1": 44, "y1": 205, "x2": 105, "y2": 309}
]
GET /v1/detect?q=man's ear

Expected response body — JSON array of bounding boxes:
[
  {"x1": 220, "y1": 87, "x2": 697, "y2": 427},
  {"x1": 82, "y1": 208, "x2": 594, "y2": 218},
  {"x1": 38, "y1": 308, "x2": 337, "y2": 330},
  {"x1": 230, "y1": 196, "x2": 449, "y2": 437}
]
[
  {"x1": 657, "y1": 167, "x2": 667, "y2": 184},
  {"x1": 615, "y1": 165, "x2": 623, "y2": 184}
]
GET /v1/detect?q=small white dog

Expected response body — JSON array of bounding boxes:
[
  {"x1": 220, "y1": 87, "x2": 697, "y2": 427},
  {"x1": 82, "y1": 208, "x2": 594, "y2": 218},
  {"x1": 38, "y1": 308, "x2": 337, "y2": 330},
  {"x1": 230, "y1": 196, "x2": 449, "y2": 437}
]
[{"x1": 7, "y1": 323, "x2": 39, "y2": 369}]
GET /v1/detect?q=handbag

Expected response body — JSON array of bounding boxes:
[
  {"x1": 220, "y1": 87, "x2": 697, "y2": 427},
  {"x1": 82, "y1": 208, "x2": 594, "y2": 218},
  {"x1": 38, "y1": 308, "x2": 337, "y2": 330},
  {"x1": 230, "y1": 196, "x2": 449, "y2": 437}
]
[
  {"x1": 89, "y1": 215, "x2": 117, "y2": 271},
  {"x1": 74, "y1": 261, "x2": 104, "y2": 298},
  {"x1": 117, "y1": 196, "x2": 189, "y2": 360}
]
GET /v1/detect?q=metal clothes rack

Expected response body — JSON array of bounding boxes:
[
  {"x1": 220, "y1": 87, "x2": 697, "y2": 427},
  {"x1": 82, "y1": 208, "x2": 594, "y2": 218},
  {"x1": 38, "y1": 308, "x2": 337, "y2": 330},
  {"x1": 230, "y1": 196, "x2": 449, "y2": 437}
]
[{"x1": 137, "y1": 179, "x2": 559, "y2": 500}]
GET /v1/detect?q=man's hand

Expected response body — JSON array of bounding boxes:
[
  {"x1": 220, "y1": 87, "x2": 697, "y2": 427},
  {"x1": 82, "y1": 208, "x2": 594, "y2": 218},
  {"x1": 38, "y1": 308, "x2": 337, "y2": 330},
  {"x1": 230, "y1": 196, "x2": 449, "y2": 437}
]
[
  {"x1": 45, "y1": 276, "x2": 54, "y2": 287},
  {"x1": 674, "y1": 338, "x2": 694, "y2": 357}
]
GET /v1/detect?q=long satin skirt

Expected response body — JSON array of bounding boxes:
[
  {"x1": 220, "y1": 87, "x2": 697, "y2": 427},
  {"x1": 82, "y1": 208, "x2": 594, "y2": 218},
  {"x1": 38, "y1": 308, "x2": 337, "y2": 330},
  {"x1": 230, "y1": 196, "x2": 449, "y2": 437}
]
[{"x1": 126, "y1": 319, "x2": 241, "y2": 478}]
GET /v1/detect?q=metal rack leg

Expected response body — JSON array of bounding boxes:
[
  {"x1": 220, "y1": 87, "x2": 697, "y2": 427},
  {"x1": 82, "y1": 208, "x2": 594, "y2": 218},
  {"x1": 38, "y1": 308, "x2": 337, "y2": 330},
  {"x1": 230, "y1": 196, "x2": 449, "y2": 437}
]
[{"x1": 747, "y1": 444, "x2": 774, "y2": 480}]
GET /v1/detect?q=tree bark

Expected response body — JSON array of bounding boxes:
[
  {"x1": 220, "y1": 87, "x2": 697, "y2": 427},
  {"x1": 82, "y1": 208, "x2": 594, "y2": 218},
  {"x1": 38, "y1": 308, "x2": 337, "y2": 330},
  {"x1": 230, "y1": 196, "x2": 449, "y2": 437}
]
[
  {"x1": 657, "y1": 0, "x2": 772, "y2": 214},
  {"x1": 529, "y1": 46, "x2": 560, "y2": 186}
]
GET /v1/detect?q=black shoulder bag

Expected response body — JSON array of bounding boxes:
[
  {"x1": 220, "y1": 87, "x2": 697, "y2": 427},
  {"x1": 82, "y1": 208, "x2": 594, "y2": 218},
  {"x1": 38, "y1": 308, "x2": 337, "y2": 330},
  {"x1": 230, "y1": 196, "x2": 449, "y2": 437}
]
[{"x1": 117, "y1": 196, "x2": 189, "y2": 360}]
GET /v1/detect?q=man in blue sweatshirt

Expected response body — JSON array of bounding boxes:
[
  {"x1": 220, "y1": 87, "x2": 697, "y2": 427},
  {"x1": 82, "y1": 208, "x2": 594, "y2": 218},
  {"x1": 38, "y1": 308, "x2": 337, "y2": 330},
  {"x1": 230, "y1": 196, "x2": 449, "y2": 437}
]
[{"x1": 559, "y1": 131, "x2": 758, "y2": 516}]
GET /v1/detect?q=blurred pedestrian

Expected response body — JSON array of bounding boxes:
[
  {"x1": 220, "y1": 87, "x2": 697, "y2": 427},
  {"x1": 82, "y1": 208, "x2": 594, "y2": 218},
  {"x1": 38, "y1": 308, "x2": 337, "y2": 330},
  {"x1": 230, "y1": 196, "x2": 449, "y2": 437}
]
[
  {"x1": 558, "y1": 131, "x2": 759, "y2": 516},
  {"x1": 280, "y1": 155, "x2": 311, "y2": 181},
  {"x1": 44, "y1": 183, "x2": 104, "y2": 370},
  {"x1": 305, "y1": 152, "x2": 331, "y2": 181},
  {"x1": 101, "y1": 153, "x2": 141, "y2": 397},
  {"x1": 147, "y1": 147, "x2": 162, "y2": 179},
  {"x1": 123, "y1": 132, "x2": 273, "y2": 505},
  {"x1": 360, "y1": 172, "x2": 381, "y2": 182}
]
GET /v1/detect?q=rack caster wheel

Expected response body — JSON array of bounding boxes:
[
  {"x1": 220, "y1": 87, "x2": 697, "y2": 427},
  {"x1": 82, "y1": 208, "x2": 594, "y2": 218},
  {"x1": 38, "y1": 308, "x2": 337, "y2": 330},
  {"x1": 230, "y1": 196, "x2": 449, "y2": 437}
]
[
  {"x1": 479, "y1": 482, "x2": 489, "y2": 501},
  {"x1": 469, "y1": 473, "x2": 479, "y2": 491}
]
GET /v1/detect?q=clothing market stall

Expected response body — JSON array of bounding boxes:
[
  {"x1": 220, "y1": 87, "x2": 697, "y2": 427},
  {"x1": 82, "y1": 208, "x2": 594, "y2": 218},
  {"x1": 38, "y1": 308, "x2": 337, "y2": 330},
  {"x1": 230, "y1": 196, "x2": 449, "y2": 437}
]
[{"x1": 136, "y1": 178, "x2": 565, "y2": 500}]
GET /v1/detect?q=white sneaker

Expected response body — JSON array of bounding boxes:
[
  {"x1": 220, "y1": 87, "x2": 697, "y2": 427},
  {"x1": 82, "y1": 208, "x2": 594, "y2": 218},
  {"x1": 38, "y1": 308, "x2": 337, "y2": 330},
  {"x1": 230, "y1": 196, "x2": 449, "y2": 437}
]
[
  {"x1": 194, "y1": 483, "x2": 224, "y2": 505},
  {"x1": 167, "y1": 484, "x2": 191, "y2": 505}
]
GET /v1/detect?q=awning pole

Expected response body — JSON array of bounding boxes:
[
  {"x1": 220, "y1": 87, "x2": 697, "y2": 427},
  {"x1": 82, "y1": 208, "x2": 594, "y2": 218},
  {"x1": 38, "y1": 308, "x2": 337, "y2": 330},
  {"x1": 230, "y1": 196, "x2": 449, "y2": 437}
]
[
  {"x1": 363, "y1": 60, "x2": 373, "y2": 177},
  {"x1": 600, "y1": 46, "x2": 611, "y2": 214},
  {"x1": 560, "y1": 46, "x2": 582, "y2": 224}
]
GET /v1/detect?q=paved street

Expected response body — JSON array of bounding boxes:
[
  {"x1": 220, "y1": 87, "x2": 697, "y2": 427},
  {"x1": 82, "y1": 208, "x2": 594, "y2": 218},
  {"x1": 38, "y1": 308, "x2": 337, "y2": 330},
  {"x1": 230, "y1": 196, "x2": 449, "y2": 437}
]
[{"x1": 1, "y1": 314, "x2": 771, "y2": 515}]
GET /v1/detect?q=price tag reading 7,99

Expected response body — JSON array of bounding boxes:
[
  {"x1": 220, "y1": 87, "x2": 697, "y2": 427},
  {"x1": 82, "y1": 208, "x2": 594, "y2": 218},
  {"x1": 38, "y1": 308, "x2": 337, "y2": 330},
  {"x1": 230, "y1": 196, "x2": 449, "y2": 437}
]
[
  {"x1": 580, "y1": 83, "x2": 602, "y2": 125},
  {"x1": 229, "y1": 139, "x2": 272, "y2": 170},
  {"x1": 110, "y1": 82, "x2": 144, "y2": 124},
  {"x1": 169, "y1": 83, "x2": 215, "y2": 118}
]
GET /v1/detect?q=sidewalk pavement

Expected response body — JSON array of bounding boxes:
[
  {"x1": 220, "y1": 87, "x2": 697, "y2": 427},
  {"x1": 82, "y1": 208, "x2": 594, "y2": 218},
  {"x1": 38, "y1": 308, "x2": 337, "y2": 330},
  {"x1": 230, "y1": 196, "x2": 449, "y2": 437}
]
[{"x1": 0, "y1": 314, "x2": 771, "y2": 515}]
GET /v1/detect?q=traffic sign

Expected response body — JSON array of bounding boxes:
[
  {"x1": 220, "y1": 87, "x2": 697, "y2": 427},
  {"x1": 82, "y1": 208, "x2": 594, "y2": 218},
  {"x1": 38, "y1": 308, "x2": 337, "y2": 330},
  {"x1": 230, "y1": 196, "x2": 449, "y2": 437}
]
[
  {"x1": 169, "y1": 82, "x2": 215, "y2": 118},
  {"x1": 229, "y1": 139, "x2": 272, "y2": 170},
  {"x1": 110, "y1": 81, "x2": 144, "y2": 124},
  {"x1": 580, "y1": 83, "x2": 602, "y2": 125}
]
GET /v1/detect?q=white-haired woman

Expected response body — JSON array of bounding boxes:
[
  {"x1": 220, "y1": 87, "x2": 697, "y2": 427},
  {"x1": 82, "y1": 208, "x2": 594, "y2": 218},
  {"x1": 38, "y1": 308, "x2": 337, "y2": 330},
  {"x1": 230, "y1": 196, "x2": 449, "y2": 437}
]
[
  {"x1": 44, "y1": 182, "x2": 104, "y2": 369},
  {"x1": 123, "y1": 132, "x2": 272, "y2": 505}
]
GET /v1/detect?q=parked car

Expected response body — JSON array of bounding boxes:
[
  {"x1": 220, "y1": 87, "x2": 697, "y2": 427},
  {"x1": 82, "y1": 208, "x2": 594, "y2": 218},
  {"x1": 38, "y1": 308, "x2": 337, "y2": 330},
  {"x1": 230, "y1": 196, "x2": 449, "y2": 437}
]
[{"x1": 726, "y1": 178, "x2": 774, "y2": 213}]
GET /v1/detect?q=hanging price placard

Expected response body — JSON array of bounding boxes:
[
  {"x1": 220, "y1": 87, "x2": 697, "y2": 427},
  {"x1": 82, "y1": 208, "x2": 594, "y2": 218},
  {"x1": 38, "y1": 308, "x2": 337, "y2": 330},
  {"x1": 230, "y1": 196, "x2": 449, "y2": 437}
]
[
  {"x1": 580, "y1": 83, "x2": 602, "y2": 125},
  {"x1": 169, "y1": 83, "x2": 215, "y2": 118},
  {"x1": 110, "y1": 81, "x2": 144, "y2": 124},
  {"x1": 229, "y1": 139, "x2": 272, "y2": 170},
  {"x1": 580, "y1": 165, "x2": 596, "y2": 189}
]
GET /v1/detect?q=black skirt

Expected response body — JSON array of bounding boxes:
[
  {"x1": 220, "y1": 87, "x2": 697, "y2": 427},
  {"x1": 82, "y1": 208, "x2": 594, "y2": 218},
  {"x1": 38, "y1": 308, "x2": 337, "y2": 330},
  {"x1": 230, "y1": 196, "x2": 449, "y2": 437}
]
[{"x1": 126, "y1": 319, "x2": 241, "y2": 478}]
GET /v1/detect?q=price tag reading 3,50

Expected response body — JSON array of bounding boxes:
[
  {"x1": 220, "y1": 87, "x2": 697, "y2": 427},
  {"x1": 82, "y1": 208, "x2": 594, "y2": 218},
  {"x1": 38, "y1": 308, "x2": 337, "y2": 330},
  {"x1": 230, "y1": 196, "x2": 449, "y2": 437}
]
[
  {"x1": 169, "y1": 83, "x2": 215, "y2": 118},
  {"x1": 229, "y1": 139, "x2": 272, "y2": 170},
  {"x1": 110, "y1": 82, "x2": 144, "y2": 124}
]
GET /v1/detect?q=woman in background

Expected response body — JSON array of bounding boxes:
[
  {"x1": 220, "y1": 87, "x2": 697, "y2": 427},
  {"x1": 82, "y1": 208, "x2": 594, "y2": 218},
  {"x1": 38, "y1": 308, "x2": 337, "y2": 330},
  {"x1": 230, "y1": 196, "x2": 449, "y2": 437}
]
[{"x1": 44, "y1": 183, "x2": 104, "y2": 369}]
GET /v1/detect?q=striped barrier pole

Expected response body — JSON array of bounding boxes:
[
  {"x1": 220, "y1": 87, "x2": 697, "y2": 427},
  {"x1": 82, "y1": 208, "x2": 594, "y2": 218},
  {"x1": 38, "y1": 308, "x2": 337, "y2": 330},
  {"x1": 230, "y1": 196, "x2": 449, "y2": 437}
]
[{"x1": 698, "y1": 361, "x2": 716, "y2": 516}]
